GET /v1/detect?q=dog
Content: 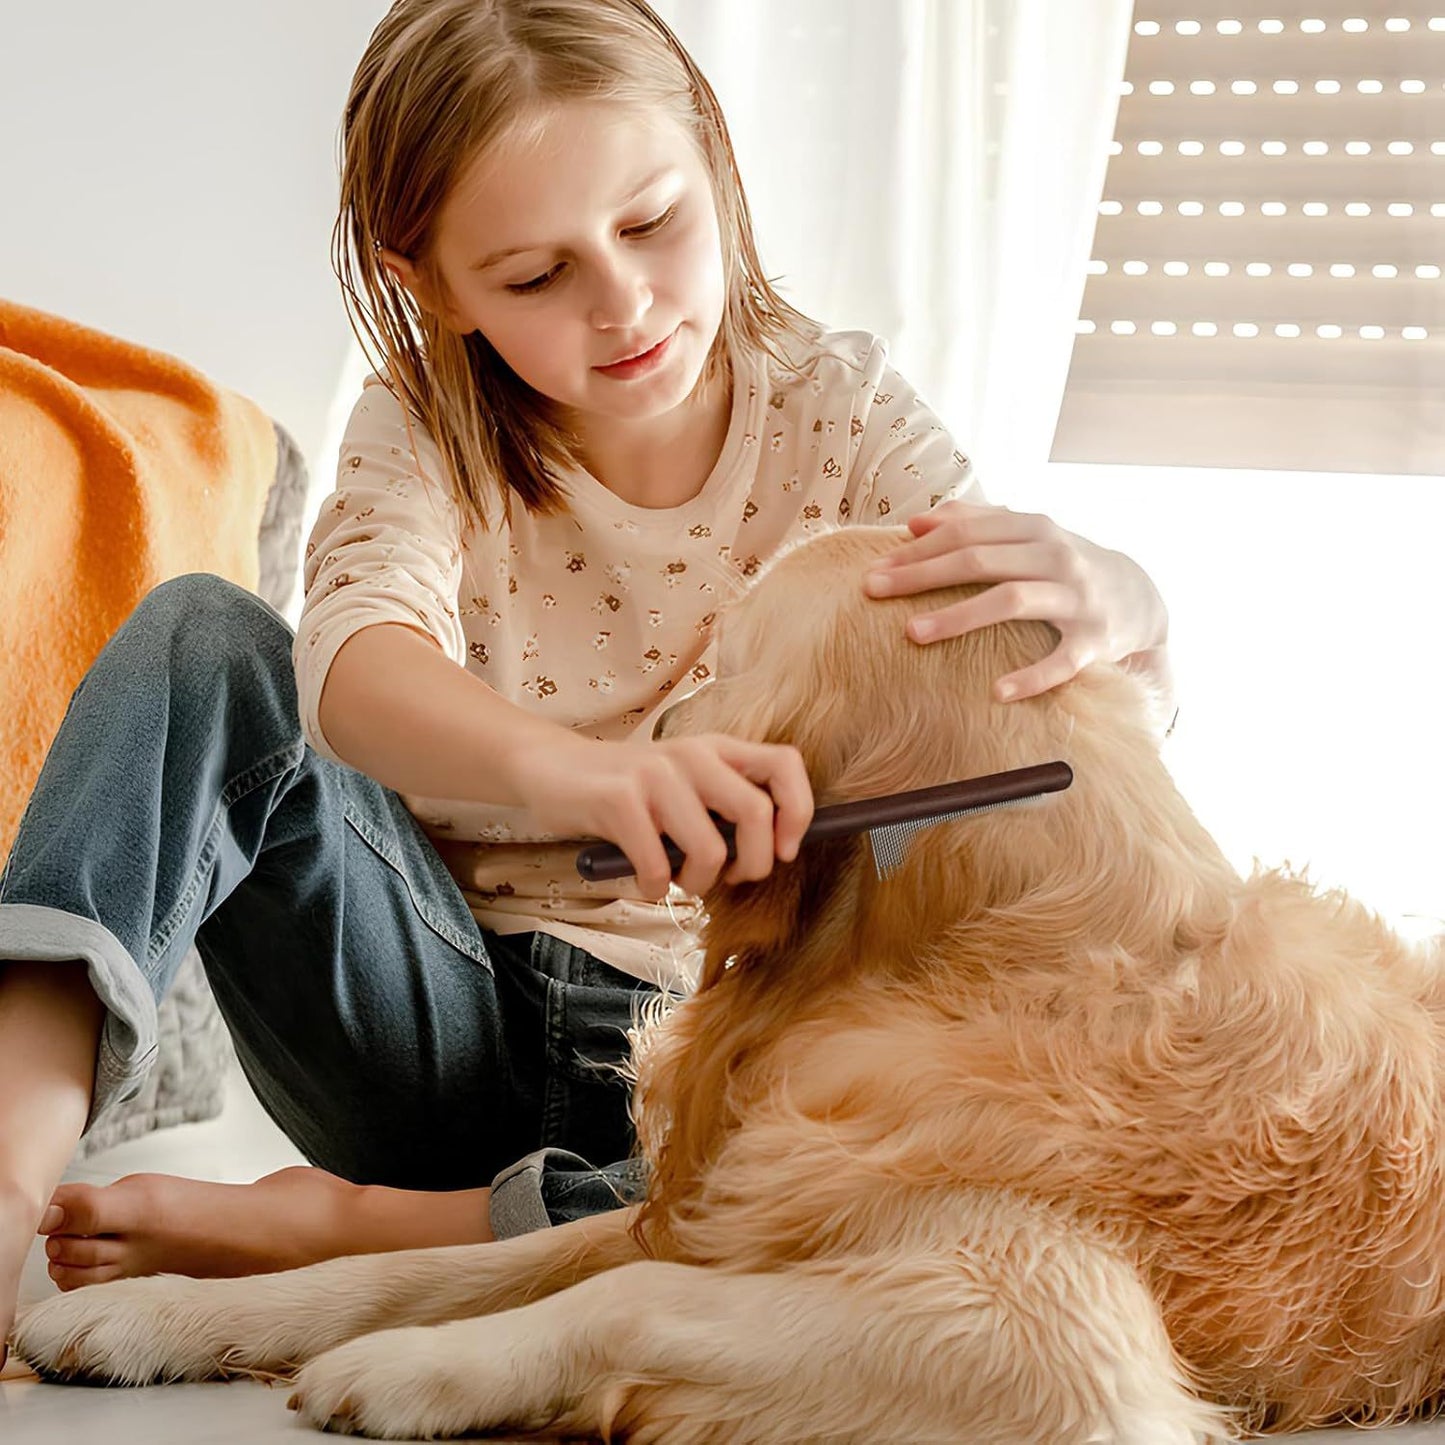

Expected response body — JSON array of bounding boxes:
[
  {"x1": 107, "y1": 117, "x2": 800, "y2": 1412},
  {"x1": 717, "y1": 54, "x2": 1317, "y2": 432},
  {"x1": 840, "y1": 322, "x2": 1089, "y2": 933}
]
[{"x1": 12, "y1": 522, "x2": 1445, "y2": 1442}]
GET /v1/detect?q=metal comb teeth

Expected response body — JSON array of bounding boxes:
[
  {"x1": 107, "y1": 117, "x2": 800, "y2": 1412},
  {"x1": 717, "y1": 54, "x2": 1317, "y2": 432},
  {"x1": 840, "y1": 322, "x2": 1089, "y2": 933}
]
[{"x1": 868, "y1": 796, "x2": 1038, "y2": 879}]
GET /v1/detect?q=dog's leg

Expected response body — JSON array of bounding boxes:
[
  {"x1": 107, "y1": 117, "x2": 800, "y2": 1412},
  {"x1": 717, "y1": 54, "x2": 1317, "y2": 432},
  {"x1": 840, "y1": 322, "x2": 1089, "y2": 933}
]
[
  {"x1": 288, "y1": 1193, "x2": 1234, "y2": 1444},
  {"x1": 9, "y1": 1203, "x2": 642, "y2": 1386}
]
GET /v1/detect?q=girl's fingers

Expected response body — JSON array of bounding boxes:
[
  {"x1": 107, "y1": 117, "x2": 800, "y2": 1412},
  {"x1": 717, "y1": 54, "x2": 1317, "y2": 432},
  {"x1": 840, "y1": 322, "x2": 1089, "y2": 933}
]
[
  {"x1": 766, "y1": 749, "x2": 814, "y2": 862},
  {"x1": 49, "y1": 1262, "x2": 125, "y2": 1291},
  {"x1": 44, "y1": 1235, "x2": 123, "y2": 1268},
  {"x1": 648, "y1": 775, "x2": 734, "y2": 898},
  {"x1": 884, "y1": 505, "x2": 1047, "y2": 567},
  {"x1": 689, "y1": 755, "x2": 779, "y2": 887},
  {"x1": 873, "y1": 511, "x2": 1112, "y2": 704},
  {"x1": 605, "y1": 740, "x2": 815, "y2": 896},
  {"x1": 865, "y1": 541, "x2": 1058, "y2": 600},
  {"x1": 906, "y1": 579, "x2": 1082, "y2": 645},
  {"x1": 995, "y1": 641, "x2": 1097, "y2": 702},
  {"x1": 648, "y1": 740, "x2": 816, "y2": 892},
  {"x1": 708, "y1": 737, "x2": 814, "y2": 864},
  {"x1": 606, "y1": 788, "x2": 682, "y2": 901},
  {"x1": 904, "y1": 500, "x2": 1000, "y2": 539}
]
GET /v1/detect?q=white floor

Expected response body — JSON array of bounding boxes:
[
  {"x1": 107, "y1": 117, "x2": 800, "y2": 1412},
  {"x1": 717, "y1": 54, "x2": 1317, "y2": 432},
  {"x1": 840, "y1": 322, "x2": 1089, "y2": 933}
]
[{"x1": 2, "y1": 1065, "x2": 1445, "y2": 1443}]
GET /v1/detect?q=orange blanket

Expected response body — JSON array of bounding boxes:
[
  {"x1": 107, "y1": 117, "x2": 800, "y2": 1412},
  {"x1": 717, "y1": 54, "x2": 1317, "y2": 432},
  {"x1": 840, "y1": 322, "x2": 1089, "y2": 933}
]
[{"x1": 0, "y1": 299, "x2": 278, "y2": 857}]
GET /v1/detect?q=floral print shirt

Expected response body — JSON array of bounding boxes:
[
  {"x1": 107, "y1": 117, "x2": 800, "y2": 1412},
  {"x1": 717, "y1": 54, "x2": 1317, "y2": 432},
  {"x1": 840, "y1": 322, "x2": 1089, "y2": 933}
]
[{"x1": 295, "y1": 328, "x2": 979, "y2": 988}]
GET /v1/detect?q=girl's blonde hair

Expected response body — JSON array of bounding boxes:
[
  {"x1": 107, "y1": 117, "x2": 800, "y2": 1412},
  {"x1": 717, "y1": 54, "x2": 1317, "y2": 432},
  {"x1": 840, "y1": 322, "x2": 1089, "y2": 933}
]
[{"x1": 334, "y1": 0, "x2": 817, "y2": 528}]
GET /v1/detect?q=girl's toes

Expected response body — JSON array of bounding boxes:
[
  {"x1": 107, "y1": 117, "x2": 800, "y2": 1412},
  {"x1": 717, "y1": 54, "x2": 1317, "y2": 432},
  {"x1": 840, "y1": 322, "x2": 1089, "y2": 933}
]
[
  {"x1": 41, "y1": 1183, "x2": 106, "y2": 1238},
  {"x1": 46, "y1": 1235, "x2": 124, "y2": 1268},
  {"x1": 49, "y1": 1261, "x2": 125, "y2": 1291},
  {"x1": 45, "y1": 1177, "x2": 154, "y2": 1239}
]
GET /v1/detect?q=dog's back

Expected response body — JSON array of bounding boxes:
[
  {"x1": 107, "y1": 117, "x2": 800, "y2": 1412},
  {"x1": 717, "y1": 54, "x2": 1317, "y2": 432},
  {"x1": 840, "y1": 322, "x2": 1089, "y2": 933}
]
[{"x1": 640, "y1": 525, "x2": 1445, "y2": 1433}]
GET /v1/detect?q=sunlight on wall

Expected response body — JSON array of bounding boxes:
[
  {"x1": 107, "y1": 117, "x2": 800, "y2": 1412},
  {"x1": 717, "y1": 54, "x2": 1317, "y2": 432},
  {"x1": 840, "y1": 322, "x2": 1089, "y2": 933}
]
[
  {"x1": 285, "y1": 340, "x2": 377, "y2": 628},
  {"x1": 1016, "y1": 462, "x2": 1444, "y2": 940}
]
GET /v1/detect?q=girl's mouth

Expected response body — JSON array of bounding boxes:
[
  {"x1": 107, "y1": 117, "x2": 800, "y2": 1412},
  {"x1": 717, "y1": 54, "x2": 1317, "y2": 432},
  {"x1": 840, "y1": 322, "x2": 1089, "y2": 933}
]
[{"x1": 595, "y1": 328, "x2": 677, "y2": 379}]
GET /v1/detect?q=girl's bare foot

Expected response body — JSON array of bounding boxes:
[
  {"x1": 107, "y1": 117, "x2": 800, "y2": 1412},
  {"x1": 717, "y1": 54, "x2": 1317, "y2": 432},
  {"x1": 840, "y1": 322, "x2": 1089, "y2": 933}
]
[
  {"x1": 38, "y1": 1167, "x2": 352, "y2": 1288},
  {"x1": 37, "y1": 1166, "x2": 493, "y2": 1290}
]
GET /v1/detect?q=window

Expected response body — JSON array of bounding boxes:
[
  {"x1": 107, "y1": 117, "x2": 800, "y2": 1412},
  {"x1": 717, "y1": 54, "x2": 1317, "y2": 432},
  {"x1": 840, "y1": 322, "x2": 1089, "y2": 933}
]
[{"x1": 1052, "y1": 4, "x2": 1444, "y2": 474}]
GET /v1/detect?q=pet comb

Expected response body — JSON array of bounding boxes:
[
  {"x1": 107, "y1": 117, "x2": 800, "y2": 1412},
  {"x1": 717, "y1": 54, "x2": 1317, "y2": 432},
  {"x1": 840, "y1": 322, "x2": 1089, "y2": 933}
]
[{"x1": 574, "y1": 760, "x2": 1073, "y2": 883}]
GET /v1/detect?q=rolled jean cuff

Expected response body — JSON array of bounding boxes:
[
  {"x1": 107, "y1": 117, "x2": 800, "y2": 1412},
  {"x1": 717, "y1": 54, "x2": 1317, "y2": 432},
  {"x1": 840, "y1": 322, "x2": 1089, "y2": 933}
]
[
  {"x1": 488, "y1": 1147, "x2": 649, "y2": 1240},
  {"x1": 0, "y1": 902, "x2": 159, "y2": 1135}
]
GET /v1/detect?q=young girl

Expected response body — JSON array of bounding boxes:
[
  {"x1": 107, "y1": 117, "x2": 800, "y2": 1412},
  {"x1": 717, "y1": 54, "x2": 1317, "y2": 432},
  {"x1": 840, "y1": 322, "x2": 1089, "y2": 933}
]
[{"x1": 0, "y1": 0, "x2": 1170, "y2": 1363}]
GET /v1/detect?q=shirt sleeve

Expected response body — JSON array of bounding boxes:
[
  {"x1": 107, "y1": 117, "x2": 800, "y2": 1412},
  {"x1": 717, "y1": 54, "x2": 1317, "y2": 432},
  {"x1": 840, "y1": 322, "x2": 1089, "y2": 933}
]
[
  {"x1": 292, "y1": 377, "x2": 472, "y2": 763},
  {"x1": 846, "y1": 346, "x2": 987, "y2": 525}
]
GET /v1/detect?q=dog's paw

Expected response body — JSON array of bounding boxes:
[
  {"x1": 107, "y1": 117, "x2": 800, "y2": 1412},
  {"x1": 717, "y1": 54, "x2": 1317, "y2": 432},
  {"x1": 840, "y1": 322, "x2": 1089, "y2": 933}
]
[
  {"x1": 10, "y1": 1276, "x2": 255, "y2": 1386},
  {"x1": 287, "y1": 1318, "x2": 559, "y2": 1440}
]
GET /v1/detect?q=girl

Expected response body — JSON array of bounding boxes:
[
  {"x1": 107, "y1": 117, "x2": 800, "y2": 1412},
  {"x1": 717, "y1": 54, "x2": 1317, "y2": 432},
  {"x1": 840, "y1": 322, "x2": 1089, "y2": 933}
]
[{"x1": 0, "y1": 0, "x2": 1170, "y2": 1364}]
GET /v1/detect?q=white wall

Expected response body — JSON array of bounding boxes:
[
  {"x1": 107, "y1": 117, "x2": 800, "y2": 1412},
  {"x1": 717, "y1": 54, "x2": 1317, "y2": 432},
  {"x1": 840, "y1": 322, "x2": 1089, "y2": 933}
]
[
  {"x1": 1, "y1": 0, "x2": 391, "y2": 476},
  {"x1": 1025, "y1": 463, "x2": 1445, "y2": 937}
]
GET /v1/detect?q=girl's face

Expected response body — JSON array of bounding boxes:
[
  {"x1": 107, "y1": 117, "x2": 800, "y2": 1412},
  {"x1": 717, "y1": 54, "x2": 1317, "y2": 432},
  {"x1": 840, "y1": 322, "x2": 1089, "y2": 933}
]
[{"x1": 414, "y1": 101, "x2": 728, "y2": 434}]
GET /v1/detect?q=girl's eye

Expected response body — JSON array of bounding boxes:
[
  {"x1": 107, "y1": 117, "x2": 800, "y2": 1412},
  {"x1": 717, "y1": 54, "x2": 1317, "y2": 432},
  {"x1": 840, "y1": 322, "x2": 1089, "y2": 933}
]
[
  {"x1": 504, "y1": 206, "x2": 677, "y2": 294},
  {"x1": 623, "y1": 204, "x2": 678, "y2": 239},
  {"x1": 507, "y1": 265, "x2": 563, "y2": 296}
]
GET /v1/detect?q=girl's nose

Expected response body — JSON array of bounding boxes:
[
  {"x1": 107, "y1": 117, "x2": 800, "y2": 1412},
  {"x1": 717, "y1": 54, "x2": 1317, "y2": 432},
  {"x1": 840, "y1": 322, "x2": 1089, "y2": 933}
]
[{"x1": 589, "y1": 256, "x2": 651, "y2": 331}]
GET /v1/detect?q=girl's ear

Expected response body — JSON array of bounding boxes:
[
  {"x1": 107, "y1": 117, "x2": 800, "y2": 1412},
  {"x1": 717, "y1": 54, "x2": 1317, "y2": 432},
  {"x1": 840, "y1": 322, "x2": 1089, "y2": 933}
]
[{"x1": 379, "y1": 248, "x2": 467, "y2": 332}]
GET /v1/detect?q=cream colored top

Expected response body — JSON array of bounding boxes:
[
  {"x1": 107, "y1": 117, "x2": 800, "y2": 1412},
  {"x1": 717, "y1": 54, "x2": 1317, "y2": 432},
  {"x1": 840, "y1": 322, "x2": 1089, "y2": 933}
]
[{"x1": 294, "y1": 327, "x2": 979, "y2": 989}]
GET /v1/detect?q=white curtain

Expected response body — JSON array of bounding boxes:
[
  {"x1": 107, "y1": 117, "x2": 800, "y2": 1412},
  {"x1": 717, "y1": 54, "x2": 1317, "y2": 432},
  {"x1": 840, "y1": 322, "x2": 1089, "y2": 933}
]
[{"x1": 651, "y1": 0, "x2": 1135, "y2": 490}]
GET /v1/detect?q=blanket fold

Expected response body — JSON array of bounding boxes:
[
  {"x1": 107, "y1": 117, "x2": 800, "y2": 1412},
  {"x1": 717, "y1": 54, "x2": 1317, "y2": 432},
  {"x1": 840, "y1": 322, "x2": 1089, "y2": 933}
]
[{"x1": 0, "y1": 298, "x2": 278, "y2": 856}]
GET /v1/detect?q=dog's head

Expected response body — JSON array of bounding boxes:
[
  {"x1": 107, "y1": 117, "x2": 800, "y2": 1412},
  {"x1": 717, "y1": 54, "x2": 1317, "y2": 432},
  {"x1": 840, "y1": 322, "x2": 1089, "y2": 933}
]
[
  {"x1": 665, "y1": 525, "x2": 1069, "y2": 795},
  {"x1": 662, "y1": 525, "x2": 1230, "y2": 986}
]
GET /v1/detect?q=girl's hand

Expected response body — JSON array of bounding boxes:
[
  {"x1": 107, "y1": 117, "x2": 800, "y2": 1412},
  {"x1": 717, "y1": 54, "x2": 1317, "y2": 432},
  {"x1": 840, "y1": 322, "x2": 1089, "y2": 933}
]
[
  {"x1": 513, "y1": 733, "x2": 814, "y2": 901},
  {"x1": 862, "y1": 501, "x2": 1168, "y2": 703}
]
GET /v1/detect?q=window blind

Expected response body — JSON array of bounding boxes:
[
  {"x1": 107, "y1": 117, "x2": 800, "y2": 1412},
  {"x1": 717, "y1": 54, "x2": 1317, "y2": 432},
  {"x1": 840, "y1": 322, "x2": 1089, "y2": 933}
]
[{"x1": 1051, "y1": 3, "x2": 1445, "y2": 474}]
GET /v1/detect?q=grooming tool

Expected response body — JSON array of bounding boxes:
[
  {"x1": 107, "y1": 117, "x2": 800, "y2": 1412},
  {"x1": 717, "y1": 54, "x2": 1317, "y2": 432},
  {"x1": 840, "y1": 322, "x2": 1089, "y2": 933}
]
[{"x1": 574, "y1": 760, "x2": 1073, "y2": 883}]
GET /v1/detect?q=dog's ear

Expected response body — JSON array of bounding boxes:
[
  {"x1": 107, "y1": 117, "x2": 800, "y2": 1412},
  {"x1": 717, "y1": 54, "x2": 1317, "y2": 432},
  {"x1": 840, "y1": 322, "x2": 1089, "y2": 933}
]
[{"x1": 696, "y1": 835, "x2": 862, "y2": 990}]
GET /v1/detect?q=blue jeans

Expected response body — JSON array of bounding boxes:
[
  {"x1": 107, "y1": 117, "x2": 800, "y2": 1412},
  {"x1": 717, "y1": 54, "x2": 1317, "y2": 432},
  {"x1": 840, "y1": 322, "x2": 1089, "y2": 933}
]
[{"x1": 0, "y1": 575, "x2": 653, "y2": 1237}]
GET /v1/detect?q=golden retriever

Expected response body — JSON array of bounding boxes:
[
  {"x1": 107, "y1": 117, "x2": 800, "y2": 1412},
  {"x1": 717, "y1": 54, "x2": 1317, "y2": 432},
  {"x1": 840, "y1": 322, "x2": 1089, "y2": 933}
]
[{"x1": 12, "y1": 523, "x2": 1445, "y2": 1443}]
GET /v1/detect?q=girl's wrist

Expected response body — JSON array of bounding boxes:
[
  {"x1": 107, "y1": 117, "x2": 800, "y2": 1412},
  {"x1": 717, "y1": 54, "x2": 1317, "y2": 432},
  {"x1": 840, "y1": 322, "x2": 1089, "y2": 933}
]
[
  {"x1": 494, "y1": 719, "x2": 589, "y2": 809},
  {"x1": 498, "y1": 724, "x2": 599, "y2": 810}
]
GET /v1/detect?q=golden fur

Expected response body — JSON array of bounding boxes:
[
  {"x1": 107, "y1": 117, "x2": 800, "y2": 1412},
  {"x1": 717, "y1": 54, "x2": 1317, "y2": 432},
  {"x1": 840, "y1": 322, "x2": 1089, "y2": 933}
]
[
  {"x1": 637, "y1": 523, "x2": 1445, "y2": 1434},
  {"x1": 14, "y1": 522, "x2": 1445, "y2": 1442}
]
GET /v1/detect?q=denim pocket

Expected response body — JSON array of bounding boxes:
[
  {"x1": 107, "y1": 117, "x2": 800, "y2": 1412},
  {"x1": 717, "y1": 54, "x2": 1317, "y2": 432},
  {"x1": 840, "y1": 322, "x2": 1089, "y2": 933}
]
[
  {"x1": 529, "y1": 933, "x2": 657, "y2": 1165},
  {"x1": 342, "y1": 791, "x2": 490, "y2": 970}
]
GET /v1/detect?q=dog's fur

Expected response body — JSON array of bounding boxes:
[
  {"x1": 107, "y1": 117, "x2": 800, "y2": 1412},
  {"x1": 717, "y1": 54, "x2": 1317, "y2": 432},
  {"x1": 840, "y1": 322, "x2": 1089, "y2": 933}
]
[{"x1": 13, "y1": 524, "x2": 1445, "y2": 1442}]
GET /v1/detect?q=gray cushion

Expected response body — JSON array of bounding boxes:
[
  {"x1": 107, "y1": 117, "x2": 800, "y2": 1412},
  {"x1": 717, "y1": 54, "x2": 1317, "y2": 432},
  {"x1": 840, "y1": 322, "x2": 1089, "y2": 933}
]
[{"x1": 76, "y1": 420, "x2": 310, "y2": 1158}]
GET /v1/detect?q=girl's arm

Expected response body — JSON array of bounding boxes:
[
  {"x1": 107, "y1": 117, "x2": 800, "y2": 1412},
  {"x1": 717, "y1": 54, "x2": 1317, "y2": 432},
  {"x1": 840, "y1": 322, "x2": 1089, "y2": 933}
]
[
  {"x1": 319, "y1": 621, "x2": 573, "y2": 808},
  {"x1": 318, "y1": 622, "x2": 813, "y2": 901},
  {"x1": 308, "y1": 383, "x2": 810, "y2": 898}
]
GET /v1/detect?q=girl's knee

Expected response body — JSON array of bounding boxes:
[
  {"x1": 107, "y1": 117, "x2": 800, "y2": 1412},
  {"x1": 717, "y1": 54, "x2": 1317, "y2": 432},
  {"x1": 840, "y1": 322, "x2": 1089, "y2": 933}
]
[
  {"x1": 135, "y1": 573, "x2": 287, "y2": 651},
  {"x1": 141, "y1": 573, "x2": 281, "y2": 634},
  {"x1": 112, "y1": 574, "x2": 295, "y2": 702}
]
